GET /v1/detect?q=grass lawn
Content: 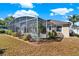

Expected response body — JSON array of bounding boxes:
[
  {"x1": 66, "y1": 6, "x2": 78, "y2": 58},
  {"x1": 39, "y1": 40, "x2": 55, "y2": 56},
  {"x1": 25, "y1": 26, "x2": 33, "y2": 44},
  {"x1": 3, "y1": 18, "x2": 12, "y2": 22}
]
[{"x1": 0, "y1": 34, "x2": 79, "y2": 56}]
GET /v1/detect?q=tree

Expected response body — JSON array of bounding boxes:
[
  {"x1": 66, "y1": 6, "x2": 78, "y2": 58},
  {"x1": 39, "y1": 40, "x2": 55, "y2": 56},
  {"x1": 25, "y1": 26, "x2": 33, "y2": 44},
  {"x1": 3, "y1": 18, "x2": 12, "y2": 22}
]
[
  {"x1": 0, "y1": 20, "x2": 5, "y2": 25},
  {"x1": 68, "y1": 15, "x2": 79, "y2": 27},
  {"x1": 4, "y1": 16, "x2": 14, "y2": 22},
  {"x1": 4, "y1": 16, "x2": 14, "y2": 26},
  {"x1": 68, "y1": 15, "x2": 79, "y2": 35}
]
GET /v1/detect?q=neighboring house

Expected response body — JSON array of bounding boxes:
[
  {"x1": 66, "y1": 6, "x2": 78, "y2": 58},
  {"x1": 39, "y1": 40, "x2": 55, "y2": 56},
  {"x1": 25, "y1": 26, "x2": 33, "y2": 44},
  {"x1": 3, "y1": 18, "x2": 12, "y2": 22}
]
[
  {"x1": 8, "y1": 16, "x2": 71, "y2": 40},
  {"x1": 0, "y1": 25, "x2": 8, "y2": 31},
  {"x1": 72, "y1": 26, "x2": 79, "y2": 35}
]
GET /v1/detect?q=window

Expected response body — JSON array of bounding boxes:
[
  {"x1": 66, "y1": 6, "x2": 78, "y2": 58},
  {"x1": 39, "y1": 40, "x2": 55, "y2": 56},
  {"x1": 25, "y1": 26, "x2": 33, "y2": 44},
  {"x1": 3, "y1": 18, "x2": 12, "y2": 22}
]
[
  {"x1": 49, "y1": 26, "x2": 51, "y2": 30},
  {"x1": 56, "y1": 26, "x2": 62, "y2": 32},
  {"x1": 52, "y1": 25, "x2": 56, "y2": 30},
  {"x1": 47, "y1": 25, "x2": 51, "y2": 30}
]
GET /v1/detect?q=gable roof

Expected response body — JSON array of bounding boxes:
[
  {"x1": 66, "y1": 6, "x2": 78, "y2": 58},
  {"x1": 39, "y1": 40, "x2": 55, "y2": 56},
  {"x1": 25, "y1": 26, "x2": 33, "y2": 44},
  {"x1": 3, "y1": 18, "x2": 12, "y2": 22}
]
[{"x1": 47, "y1": 20, "x2": 71, "y2": 26}]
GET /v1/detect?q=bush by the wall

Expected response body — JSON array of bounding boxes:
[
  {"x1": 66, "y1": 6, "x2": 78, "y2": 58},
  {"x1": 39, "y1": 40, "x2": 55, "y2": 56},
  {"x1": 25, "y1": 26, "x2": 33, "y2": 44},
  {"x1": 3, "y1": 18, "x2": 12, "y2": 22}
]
[
  {"x1": 75, "y1": 34, "x2": 79, "y2": 37},
  {"x1": 48, "y1": 30, "x2": 57, "y2": 39},
  {"x1": 48, "y1": 32, "x2": 52, "y2": 39},
  {"x1": 52, "y1": 30, "x2": 57, "y2": 38},
  {"x1": 0, "y1": 29, "x2": 5, "y2": 33},
  {"x1": 22, "y1": 34, "x2": 32, "y2": 41},
  {"x1": 5, "y1": 30, "x2": 13, "y2": 35}
]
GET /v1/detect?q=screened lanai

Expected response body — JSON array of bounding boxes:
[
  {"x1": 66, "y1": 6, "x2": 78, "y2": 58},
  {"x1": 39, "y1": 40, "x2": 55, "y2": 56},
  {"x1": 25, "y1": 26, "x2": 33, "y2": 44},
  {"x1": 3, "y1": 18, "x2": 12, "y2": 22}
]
[
  {"x1": 26, "y1": 17, "x2": 47, "y2": 41},
  {"x1": 8, "y1": 15, "x2": 47, "y2": 41}
]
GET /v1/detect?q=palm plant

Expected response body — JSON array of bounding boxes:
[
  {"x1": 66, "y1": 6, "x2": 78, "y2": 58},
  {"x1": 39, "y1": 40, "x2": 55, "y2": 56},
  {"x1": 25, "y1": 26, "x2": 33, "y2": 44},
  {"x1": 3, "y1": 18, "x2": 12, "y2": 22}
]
[
  {"x1": 68, "y1": 15, "x2": 79, "y2": 27},
  {"x1": 68, "y1": 15, "x2": 79, "y2": 36}
]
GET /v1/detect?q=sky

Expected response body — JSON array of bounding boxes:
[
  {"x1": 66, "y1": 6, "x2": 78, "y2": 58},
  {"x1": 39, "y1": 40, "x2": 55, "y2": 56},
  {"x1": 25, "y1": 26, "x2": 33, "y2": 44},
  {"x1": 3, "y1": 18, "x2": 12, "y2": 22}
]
[{"x1": 0, "y1": 3, "x2": 79, "y2": 25}]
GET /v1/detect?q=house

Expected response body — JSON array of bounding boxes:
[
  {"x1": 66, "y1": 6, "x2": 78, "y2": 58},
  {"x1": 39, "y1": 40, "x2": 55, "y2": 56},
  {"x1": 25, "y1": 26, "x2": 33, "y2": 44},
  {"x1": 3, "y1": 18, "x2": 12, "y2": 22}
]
[
  {"x1": 47, "y1": 20, "x2": 71, "y2": 38},
  {"x1": 72, "y1": 26, "x2": 79, "y2": 35},
  {"x1": 0, "y1": 25, "x2": 8, "y2": 31},
  {"x1": 8, "y1": 16, "x2": 71, "y2": 41}
]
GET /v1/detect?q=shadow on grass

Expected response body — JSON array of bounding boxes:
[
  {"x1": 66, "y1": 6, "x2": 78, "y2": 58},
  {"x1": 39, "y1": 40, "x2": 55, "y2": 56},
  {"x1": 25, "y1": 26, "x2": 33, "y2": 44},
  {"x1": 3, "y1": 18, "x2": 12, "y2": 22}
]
[{"x1": 0, "y1": 48, "x2": 7, "y2": 56}]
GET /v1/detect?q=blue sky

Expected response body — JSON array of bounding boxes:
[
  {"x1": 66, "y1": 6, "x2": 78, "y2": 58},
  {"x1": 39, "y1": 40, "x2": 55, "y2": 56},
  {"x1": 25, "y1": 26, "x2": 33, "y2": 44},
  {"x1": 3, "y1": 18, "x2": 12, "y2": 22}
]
[{"x1": 0, "y1": 3, "x2": 79, "y2": 23}]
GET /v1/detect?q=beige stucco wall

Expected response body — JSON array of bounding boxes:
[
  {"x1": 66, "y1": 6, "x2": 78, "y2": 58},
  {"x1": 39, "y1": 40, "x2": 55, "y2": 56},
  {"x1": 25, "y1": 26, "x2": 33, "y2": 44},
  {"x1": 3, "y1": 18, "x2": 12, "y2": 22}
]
[
  {"x1": 47, "y1": 26, "x2": 70, "y2": 38},
  {"x1": 62, "y1": 27, "x2": 70, "y2": 38}
]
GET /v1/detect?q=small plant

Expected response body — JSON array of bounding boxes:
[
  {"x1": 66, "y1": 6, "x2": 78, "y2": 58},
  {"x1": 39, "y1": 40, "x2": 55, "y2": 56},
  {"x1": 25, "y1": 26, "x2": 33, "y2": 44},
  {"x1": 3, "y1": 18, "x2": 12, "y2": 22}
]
[
  {"x1": 75, "y1": 34, "x2": 79, "y2": 37},
  {"x1": 48, "y1": 32, "x2": 52, "y2": 39},
  {"x1": 0, "y1": 29, "x2": 5, "y2": 33},
  {"x1": 5, "y1": 30, "x2": 13, "y2": 35},
  {"x1": 52, "y1": 30, "x2": 57, "y2": 38},
  {"x1": 22, "y1": 34, "x2": 32, "y2": 41},
  {"x1": 48, "y1": 30, "x2": 57, "y2": 39}
]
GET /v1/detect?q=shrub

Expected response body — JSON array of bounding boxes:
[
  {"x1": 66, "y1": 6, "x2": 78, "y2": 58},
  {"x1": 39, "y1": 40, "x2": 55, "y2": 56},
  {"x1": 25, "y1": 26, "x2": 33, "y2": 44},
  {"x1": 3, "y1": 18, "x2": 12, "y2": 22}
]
[
  {"x1": 22, "y1": 34, "x2": 32, "y2": 41},
  {"x1": 75, "y1": 34, "x2": 79, "y2": 37},
  {"x1": 52, "y1": 30, "x2": 57, "y2": 38},
  {"x1": 16, "y1": 32, "x2": 23, "y2": 37},
  {"x1": 48, "y1": 32, "x2": 52, "y2": 39},
  {"x1": 0, "y1": 29, "x2": 5, "y2": 33},
  {"x1": 69, "y1": 30, "x2": 76, "y2": 36},
  {"x1": 48, "y1": 30, "x2": 57, "y2": 39},
  {"x1": 5, "y1": 30, "x2": 13, "y2": 35}
]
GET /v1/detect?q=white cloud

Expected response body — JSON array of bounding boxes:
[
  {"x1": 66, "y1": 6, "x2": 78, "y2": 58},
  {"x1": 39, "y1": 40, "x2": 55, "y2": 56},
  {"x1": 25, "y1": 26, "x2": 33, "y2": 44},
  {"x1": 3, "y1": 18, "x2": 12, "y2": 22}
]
[
  {"x1": 0, "y1": 18, "x2": 4, "y2": 20},
  {"x1": 19, "y1": 3, "x2": 33, "y2": 8},
  {"x1": 10, "y1": 0, "x2": 34, "y2": 8},
  {"x1": 68, "y1": 8, "x2": 73, "y2": 11},
  {"x1": 50, "y1": 13, "x2": 54, "y2": 16},
  {"x1": 51, "y1": 8, "x2": 74, "y2": 15},
  {"x1": 0, "y1": 0, "x2": 78, "y2": 8},
  {"x1": 13, "y1": 10, "x2": 39, "y2": 18},
  {"x1": 0, "y1": 0, "x2": 78, "y2": 3},
  {"x1": 11, "y1": 3, "x2": 33, "y2": 8}
]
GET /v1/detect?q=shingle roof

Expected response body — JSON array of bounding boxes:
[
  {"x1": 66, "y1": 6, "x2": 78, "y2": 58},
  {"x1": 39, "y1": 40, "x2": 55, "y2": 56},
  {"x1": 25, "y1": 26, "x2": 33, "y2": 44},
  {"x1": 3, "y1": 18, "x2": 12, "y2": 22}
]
[{"x1": 47, "y1": 20, "x2": 71, "y2": 26}]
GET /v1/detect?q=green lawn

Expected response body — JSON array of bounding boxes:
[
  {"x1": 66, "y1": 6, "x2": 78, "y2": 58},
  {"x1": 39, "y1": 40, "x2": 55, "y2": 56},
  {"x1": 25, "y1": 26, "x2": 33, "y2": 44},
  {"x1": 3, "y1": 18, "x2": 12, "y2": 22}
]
[{"x1": 0, "y1": 34, "x2": 79, "y2": 56}]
